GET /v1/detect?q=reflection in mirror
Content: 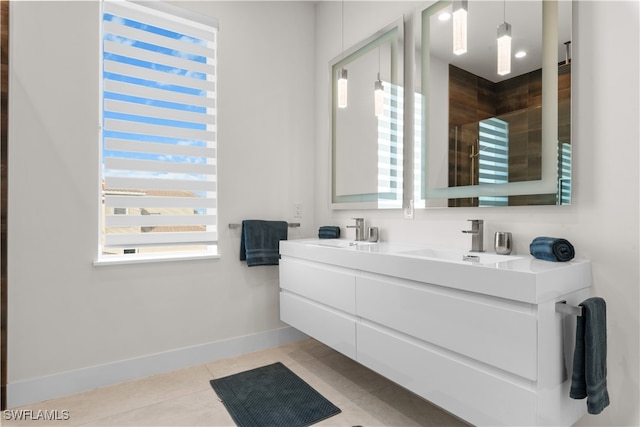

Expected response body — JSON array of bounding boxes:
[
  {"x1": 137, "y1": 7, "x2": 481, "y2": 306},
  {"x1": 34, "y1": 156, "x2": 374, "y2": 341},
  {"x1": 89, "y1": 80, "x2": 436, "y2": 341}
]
[
  {"x1": 331, "y1": 19, "x2": 404, "y2": 209},
  {"x1": 417, "y1": 0, "x2": 571, "y2": 207}
]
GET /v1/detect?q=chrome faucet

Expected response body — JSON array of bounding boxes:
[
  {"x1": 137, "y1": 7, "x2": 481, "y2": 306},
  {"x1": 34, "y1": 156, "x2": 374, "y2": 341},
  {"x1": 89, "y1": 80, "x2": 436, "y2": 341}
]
[
  {"x1": 347, "y1": 218, "x2": 366, "y2": 241},
  {"x1": 462, "y1": 219, "x2": 484, "y2": 252}
]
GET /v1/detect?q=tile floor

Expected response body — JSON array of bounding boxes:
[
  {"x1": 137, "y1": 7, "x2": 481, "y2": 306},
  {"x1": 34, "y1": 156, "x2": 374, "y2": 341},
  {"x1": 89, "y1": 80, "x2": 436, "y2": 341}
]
[{"x1": 4, "y1": 338, "x2": 469, "y2": 426}]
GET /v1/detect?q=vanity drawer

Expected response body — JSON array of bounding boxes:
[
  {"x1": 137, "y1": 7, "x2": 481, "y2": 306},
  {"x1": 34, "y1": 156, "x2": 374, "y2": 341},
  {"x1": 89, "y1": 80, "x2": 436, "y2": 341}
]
[
  {"x1": 280, "y1": 291, "x2": 356, "y2": 359},
  {"x1": 356, "y1": 274, "x2": 538, "y2": 380},
  {"x1": 356, "y1": 323, "x2": 536, "y2": 427},
  {"x1": 280, "y1": 257, "x2": 355, "y2": 314}
]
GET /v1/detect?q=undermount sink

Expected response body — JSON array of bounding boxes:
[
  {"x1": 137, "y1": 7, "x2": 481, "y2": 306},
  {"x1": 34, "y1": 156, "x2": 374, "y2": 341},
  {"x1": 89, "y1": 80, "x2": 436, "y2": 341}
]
[{"x1": 399, "y1": 248, "x2": 523, "y2": 265}]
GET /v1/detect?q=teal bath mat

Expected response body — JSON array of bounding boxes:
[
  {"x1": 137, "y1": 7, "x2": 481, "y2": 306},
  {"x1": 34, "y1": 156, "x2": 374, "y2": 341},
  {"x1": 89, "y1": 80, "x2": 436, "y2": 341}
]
[{"x1": 210, "y1": 362, "x2": 341, "y2": 427}]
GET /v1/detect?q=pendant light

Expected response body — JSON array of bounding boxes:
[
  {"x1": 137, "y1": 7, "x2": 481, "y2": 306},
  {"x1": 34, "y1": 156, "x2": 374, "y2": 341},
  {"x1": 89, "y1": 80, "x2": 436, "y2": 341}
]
[
  {"x1": 337, "y1": 0, "x2": 348, "y2": 108},
  {"x1": 374, "y1": 73, "x2": 384, "y2": 117},
  {"x1": 564, "y1": 41, "x2": 572, "y2": 65},
  {"x1": 374, "y1": 46, "x2": 384, "y2": 117},
  {"x1": 338, "y1": 68, "x2": 348, "y2": 108},
  {"x1": 452, "y1": 0, "x2": 468, "y2": 55},
  {"x1": 497, "y1": 1, "x2": 511, "y2": 76}
]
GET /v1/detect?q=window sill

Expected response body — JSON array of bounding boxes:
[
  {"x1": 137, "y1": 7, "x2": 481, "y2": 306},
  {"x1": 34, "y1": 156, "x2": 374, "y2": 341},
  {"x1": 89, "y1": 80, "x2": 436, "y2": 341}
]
[{"x1": 93, "y1": 251, "x2": 221, "y2": 267}]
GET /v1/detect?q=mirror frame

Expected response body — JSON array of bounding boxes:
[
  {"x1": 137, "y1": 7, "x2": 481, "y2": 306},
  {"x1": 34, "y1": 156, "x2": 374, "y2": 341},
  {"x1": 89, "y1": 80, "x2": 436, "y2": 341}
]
[
  {"x1": 330, "y1": 16, "x2": 405, "y2": 209},
  {"x1": 420, "y1": 0, "x2": 566, "y2": 202}
]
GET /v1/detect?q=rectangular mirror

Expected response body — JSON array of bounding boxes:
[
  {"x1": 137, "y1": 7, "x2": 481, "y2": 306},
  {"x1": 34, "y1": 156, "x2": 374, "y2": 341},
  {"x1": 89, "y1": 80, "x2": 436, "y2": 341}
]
[
  {"x1": 416, "y1": 0, "x2": 572, "y2": 207},
  {"x1": 331, "y1": 17, "x2": 404, "y2": 209}
]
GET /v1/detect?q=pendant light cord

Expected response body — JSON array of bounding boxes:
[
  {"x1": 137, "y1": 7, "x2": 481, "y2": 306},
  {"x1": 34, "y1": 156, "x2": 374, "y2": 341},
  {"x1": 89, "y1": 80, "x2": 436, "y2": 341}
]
[{"x1": 341, "y1": 0, "x2": 345, "y2": 59}]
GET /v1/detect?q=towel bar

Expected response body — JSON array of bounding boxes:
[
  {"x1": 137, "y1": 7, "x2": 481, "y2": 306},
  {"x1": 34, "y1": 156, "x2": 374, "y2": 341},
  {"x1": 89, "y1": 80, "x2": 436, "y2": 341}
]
[
  {"x1": 555, "y1": 300, "x2": 583, "y2": 317},
  {"x1": 228, "y1": 222, "x2": 301, "y2": 229}
]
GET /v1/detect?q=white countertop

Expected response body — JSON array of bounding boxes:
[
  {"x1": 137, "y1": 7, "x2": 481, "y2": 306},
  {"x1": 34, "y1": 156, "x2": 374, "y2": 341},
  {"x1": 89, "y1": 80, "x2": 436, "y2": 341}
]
[{"x1": 280, "y1": 239, "x2": 592, "y2": 304}]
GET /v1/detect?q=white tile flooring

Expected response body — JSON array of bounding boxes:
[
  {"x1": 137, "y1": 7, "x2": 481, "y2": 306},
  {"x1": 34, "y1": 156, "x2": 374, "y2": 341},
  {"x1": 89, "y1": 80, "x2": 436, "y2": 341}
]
[{"x1": 4, "y1": 339, "x2": 469, "y2": 426}]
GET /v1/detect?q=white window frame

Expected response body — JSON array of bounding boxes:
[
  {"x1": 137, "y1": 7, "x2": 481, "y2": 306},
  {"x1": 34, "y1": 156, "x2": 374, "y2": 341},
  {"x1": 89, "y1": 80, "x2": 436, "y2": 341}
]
[{"x1": 96, "y1": 0, "x2": 219, "y2": 265}]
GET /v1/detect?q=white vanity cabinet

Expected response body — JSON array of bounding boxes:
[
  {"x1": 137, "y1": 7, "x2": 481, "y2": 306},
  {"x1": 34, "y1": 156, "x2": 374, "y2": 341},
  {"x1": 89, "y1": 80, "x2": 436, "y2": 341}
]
[
  {"x1": 279, "y1": 240, "x2": 592, "y2": 426},
  {"x1": 279, "y1": 258, "x2": 357, "y2": 359}
]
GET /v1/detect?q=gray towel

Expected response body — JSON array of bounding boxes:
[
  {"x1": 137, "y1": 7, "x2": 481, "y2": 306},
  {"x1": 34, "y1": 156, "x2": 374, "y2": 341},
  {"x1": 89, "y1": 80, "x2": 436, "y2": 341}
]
[
  {"x1": 570, "y1": 297, "x2": 610, "y2": 414},
  {"x1": 240, "y1": 220, "x2": 288, "y2": 267}
]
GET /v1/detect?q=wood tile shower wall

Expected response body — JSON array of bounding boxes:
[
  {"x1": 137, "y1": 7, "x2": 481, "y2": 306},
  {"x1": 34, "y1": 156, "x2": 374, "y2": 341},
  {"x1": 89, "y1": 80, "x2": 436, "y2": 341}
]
[{"x1": 448, "y1": 63, "x2": 571, "y2": 207}]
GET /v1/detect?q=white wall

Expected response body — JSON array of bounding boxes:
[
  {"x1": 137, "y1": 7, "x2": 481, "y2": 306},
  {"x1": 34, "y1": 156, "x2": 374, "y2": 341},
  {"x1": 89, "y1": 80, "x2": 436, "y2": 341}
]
[
  {"x1": 6, "y1": 0, "x2": 315, "y2": 406},
  {"x1": 315, "y1": 1, "x2": 639, "y2": 426}
]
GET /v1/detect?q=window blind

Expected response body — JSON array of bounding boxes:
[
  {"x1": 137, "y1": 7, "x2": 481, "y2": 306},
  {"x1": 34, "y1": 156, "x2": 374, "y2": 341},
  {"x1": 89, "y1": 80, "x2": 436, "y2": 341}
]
[
  {"x1": 558, "y1": 142, "x2": 571, "y2": 205},
  {"x1": 478, "y1": 117, "x2": 509, "y2": 207},
  {"x1": 101, "y1": 0, "x2": 217, "y2": 253},
  {"x1": 377, "y1": 82, "x2": 403, "y2": 208}
]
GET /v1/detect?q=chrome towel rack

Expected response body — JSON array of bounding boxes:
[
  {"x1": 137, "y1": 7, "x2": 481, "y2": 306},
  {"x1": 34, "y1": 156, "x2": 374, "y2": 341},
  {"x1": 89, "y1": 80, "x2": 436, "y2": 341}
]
[
  {"x1": 228, "y1": 222, "x2": 301, "y2": 229},
  {"x1": 555, "y1": 300, "x2": 583, "y2": 317}
]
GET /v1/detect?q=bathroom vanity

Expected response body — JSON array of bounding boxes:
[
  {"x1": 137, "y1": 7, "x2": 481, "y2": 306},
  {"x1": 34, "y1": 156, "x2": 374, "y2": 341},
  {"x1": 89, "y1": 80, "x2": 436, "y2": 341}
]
[{"x1": 279, "y1": 239, "x2": 591, "y2": 426}]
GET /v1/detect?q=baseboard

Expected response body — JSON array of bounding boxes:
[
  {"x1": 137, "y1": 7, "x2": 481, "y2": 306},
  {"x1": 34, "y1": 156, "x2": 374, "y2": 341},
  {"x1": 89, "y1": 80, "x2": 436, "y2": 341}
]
[{"x1": 6, "y1": 326, "x2": 307, "y2": 408}]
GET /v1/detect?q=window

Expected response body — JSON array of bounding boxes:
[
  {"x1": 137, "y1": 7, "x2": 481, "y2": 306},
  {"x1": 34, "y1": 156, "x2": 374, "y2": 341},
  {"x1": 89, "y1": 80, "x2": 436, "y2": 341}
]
[
  {"x1": 376, "y1": 81, "x2": 403, "y2": 208},
  {"x1": 477, "y1": 117, "x2": 509, "y2": 207},
  {"x1": 99, "y1": 0, "x2": 218, "y2": 261},
  {"x1": 558, "y1": 142, "x2": 571, "y2": 205}
]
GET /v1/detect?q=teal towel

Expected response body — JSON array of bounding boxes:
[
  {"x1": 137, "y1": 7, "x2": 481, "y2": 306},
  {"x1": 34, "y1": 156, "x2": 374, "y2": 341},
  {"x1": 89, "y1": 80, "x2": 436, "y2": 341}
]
[
  {"x1": 318, "y1": 226, "x2": 340, "y2": 239},
  {"x1": 570, "y1": 297, "x2": 610, "y2": 414},
  {"x1": 240, "y1": 220, "x2": 288, "y2": 266},
  {"x1": 530, "y1": 236, "x2": 575, "y2": 262}
]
